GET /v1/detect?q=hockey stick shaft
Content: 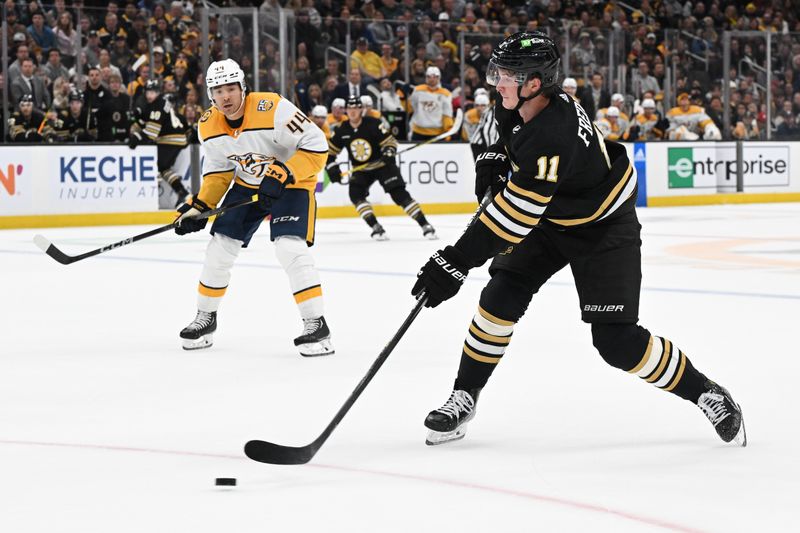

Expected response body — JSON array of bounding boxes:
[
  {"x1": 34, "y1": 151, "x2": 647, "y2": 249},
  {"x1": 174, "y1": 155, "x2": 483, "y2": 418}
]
[
  {"x1": 244, "y1": 294, "x2": 428, "y2": 465},
  {"x1": 34, "y1": 195, "x2": 258, "y2": 265},
  {"x1": 341, "y1": 108, "x2": 464, "y2": 178}
]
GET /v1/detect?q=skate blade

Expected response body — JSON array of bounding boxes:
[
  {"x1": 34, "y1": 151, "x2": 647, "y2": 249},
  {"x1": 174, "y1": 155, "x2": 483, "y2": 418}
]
[
  {"x1": 298, "y1": 338, "x2": 334, "y2": 357},
  {"x1": 423, "y1": 232, "x2": 438, "y2": 240},
  {"x1": 371, "y1": 233, "x2": 389, "y2": 241},
  {"x1": 425, "y1": 426, "x2": 468, "y2": 446},
  {"x1": 181, "y1": 334, "x2": 213, "y2": 350},
  {"x1": 733, "y1": 417, "x2": 747, "y2": 447}
]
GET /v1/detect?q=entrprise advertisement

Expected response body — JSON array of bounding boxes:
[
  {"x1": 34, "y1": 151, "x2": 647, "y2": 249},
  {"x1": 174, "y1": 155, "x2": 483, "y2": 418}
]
[{"x1": 667, "y1": 144, "x2": 790, "y2": 189}]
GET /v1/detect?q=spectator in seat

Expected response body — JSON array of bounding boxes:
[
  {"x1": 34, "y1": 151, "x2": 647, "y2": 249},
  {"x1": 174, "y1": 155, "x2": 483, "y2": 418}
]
[
  {"x1": 350, "y1": 37, "x2": 382, "y2": 83},
  {"x1": 11, "y1": 58, "x2": 50, "y2": 112},
  {"x1": 42, "y1": 48, "x2": 69, "y2": 85},
  {"x1": 333, "y1": 67, "x2": 368, "y2": 100},
  {"x1": 562, "y1": 77, "x2": 578, "y2": 100},
  {"x1": 26, "y1": 11, "x2": 56, "y2": 56},
  {"x1": 631, "y1": 61, "x2": 661, "y2": 100},
  {"x1": 579, "y1": 71, "x2": 609, "y2": 124}
]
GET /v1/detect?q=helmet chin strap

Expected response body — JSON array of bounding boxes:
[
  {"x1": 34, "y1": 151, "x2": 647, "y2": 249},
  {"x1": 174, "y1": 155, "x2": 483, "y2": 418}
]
[{"x1": 513, "y1": 77, "x2": 545, "y2": 111}]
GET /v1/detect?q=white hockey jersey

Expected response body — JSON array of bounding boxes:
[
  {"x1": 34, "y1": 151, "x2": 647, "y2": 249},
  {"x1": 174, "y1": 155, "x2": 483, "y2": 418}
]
[
  {"x1": 197, "y1": 92, "x2": 328, "y2": 208},
  {"x1": 409, "y1": 84, "x2": 453, "y2": 136}
]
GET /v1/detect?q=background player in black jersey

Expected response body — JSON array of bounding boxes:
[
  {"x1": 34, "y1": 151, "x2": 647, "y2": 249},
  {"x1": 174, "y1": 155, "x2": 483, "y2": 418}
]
[
  {"x1": 411, "y1": 32, "x2": 746, "y2": 448},
  {"x1": 326, "y1": 96, "x2": 437, "y2": 241},
  {"x1": 54, "y1": 89, "x2": 97, "y2": 142},
  {"x1": 129, "y1": 79, "x2": 191, "y2": 206}
]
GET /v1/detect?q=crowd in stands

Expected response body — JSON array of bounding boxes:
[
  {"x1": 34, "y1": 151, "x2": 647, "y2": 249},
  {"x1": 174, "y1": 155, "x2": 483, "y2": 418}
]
[{"x1": 3, "y1": 0, "x2": 800, "y2": 143}]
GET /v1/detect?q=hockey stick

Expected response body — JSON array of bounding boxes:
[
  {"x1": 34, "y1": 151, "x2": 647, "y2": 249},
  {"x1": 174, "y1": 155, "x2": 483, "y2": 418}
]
[
  {"x1": 244, "y1": 293, "x2": 428, "y2": 465},
  {"x1": 341, "y1": 108, "x2": 464, "y2": 179},
  {"x1": 33, "y1": 195, "x2": 258, "y2": 265}
]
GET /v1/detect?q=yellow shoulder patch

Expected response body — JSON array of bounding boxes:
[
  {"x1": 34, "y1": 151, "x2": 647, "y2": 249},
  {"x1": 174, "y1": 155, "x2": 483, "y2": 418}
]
[
  {"x1": 244, "y1": 92, "x2": 280, "y2": 130},
  {"x1": 198, "y1": 106, "x2": 226, "y2": 141}
]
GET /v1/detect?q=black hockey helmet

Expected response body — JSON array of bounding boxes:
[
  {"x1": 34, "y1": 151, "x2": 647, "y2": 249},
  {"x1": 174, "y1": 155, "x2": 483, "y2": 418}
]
[
  {"x1": 145, "y1": 79, "x2": 161, "y2": 92},
  {"x1": 345, "y1": 95, "x2": 363, "y2": 108},
  {"x1": 487, "y1": 31, "x2": 561, "y2": 89},
  {"x1": 18, "y1": 93, "x2": 34, "y2": 104},
  {"x1": 68, "y1": 89, "x2": 83, "y2": 102}
]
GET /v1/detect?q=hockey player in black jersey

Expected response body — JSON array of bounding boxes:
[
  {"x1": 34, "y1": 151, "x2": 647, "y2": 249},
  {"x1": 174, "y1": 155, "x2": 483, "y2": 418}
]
[
  {"x1": 54, "y1": 90, "x2": 97, "y2": 142},
  {"x1": 326, "y1": 96, "x2": 436, "y2": 241},
  {"x1": 129, "y1": 79, "x2": 191, "y2": 206},
  {"x1": 7, "y1": 94, "x2": 55, "y2": 143},
  {"x1": 412, "y1": 32, "x2": 746, "y2": 448}
]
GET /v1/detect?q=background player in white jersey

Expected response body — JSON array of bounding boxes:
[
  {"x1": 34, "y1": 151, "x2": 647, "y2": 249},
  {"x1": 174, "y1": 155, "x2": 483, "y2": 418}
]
[
  {"x1": 174, "y1": 59, "x2": 334, "y2": 357},
  {"x1": 412, "y1": 32, "x2": 745, "y2": 448},
  {"x1": 408, "y1": 66, "x2": 454, "y2": 141},
  {"x1": 666, "y1": 92, "x2": 722, "y2": 140}
]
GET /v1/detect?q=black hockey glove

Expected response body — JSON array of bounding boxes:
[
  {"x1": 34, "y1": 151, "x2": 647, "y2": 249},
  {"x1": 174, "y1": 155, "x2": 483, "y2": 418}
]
[
  {"x1": 474, "y1": 144, "x2": 511, "y2": 201},
  {"x1": 381, "y1": 145, "x2": 396, "y2": 166},
  {"x1": 174, "y1": 196, "x2": 211, "y2": 235},
  {"x1": 128, "y1": 131, "x2": 142, "y2": 149},
  {"x1": 411, "y1": 245, "x2": 471, "y2": 308},
  {"x1": 326, "y1": 162, "x2": 342, "y2": 183},
  {"x1": 258, "y1": 160, "x2": 295, "y2": 208}
]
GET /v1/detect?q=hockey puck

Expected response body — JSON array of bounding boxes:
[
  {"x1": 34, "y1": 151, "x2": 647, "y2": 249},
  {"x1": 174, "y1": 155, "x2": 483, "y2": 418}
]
[{"x1": 215, "y1": 477, "x2": 237, "y2": 487}]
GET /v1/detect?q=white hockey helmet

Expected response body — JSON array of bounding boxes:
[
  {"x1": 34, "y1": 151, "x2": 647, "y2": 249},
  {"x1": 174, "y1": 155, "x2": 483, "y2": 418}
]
[
  {"x1": 641, "y1": 98, "x2": 656, "y2": 109},
  {"x1": 205, "y1": 58, "x2": 246, "y2": 101},
  {"x1": 331, "y1": 98, "x2": 346, "y2": 109},
  {"x1": 606, "y1": 105, "x2": 620, "y2": 117},
  {"x1": 562, "y1": 77, "x2": 577, "y2": 89},
  {"x1": 611, "y1": 92, "x2": 625, "y2": 103},
  {"x1": 360, "y1": 94, "x2": 373, "y2": 108},
  {"x1": 311, "y1": 105, "x2": 328, "y2": 118},
  {"x1": 475, "y1": 94, "x2": 490, "y2": 106},
  {"x1": 425, "y1": 66, "x2": 441, "y2": 78},
  {"x1": 474, "y1": 87, "x2": 489, "y2": 97}
]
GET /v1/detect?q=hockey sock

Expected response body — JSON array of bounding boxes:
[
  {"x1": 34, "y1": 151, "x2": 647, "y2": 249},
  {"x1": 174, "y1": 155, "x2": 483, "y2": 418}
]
[
  {"x1": 591, "y1": 323, "x2": 708, "y2": 402},
  {"x1": 275, "y1": 236, "x2": 324, "y2": 319},
  {"x1": 390, "y1": 190, "x2": 429, "y2": 226},
  {"x1": 161, "y1": 170, "x2": 188, "y2": 195},
  {"x1": 455, "y1": 305, "x2": 515, "y2": 391},
  {"x1": 197, "y1": 233, "x2": 242, "y2": 312},
  {"x1": 355, "y1": 201, "x2": 379, "y2": 227}
]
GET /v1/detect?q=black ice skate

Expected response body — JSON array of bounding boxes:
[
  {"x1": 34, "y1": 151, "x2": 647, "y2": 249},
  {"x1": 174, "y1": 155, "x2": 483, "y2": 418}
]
[
  {"x1": 293, "y1": 316, "x2": 334, "y2": 357},
  {"x1": 424, "y1": 388, "x2": 481, "y2": 445},
  {"x1": 180, "y1": 310, "x2": 216, "y2": 350},
  {"x1": 697, "y1": 380, "x2": 747, "y2": 446},
  {"x1": 421, "y1": 224, "x2": 438, "y2": 240},
  {"x1": 370, "y1": 223, "x2": 388, "y2": 241}
]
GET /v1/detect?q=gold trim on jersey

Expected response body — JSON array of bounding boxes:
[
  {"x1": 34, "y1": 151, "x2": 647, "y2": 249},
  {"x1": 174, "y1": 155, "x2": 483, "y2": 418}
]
[
  {"x1": 494, "y1": 194, "x2": 541, "y2": 226},
  {"x1": 506, "y1": 180, "x2": 552, "y2": 204},
  {"x1": 305, "y1": 188, "x2": 316, "y2": 244},
  {"x1": 198, "y1": 93, "x2": 280, "y2": 141},
  {"x1": 197, "y1": 170, "x2": 235, "y2": 208},
  {"x1": 479, "y1": 212, "x2": 524, "y2": 243},
  {"x1": 547, "y1": 164, "x2": 633, "y2": 227}
]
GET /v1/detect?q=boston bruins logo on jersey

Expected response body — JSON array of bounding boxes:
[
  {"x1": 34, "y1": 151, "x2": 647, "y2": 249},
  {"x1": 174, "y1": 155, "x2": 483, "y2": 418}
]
[
  {"x1": 227, "y1": 152, "x2": 276, "y2": 179},
  {"x1": 349, "y1": 138, "x2": 372, "y2": 162}
]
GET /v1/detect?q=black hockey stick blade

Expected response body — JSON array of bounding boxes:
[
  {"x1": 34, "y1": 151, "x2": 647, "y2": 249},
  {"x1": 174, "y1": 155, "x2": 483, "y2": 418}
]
[
  {"x1": 33, "y1": 196, "x2": 257, "y2": 265},
  {"x1": 244, "y1": 294, "x2": 428, "y2": 465}
]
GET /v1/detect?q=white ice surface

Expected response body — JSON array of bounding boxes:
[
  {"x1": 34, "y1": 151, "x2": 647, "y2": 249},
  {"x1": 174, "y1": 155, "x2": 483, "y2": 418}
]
[{"x1": 1, "y1": 203, "x2": 799, "y2": 532}]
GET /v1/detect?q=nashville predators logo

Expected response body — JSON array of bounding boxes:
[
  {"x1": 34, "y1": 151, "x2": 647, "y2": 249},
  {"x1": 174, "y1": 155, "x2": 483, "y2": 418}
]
[
  {"x1": 422, "y1": 101, "x2": 438, "y2": 113},
  {"x1": 349, "y1": 139, "x2": 372, "y2": 163},
  {"x1": 227, "y1": 152, "x2": 276, "y2": 178}
]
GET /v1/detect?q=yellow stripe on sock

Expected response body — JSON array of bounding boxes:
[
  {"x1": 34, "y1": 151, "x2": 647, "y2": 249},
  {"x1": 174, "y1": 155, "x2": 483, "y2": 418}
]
[
  {"x1": 294, "y1": 285, "x2": 322, "y2": 304},
  {"x1": 198, "y1": 283, "x2": 226, "y2": 297}
]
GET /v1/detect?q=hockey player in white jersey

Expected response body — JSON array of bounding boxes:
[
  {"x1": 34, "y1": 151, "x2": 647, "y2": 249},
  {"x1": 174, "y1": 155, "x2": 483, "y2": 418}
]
[{"x1": 174, "y1": 59, "x2": 334, "y2": 357}]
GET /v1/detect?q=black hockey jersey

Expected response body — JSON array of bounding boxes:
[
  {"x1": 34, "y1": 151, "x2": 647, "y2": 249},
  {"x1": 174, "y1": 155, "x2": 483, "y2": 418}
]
[
  {"x1": 7, "y1": 109, "x2": 55, "y2": 142},
  {"x1": 458, "y1": 91, "x2": 636, "y2": 265},
  {"x1": 54, "y1": 108, "x2": 98, "y2": 142},
  {"x1": 327, "y1": 115, "x2": 397, "y2": 173},
  {"x1": 131, "y1": 94, "x2": 188, "y2": 147}
]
